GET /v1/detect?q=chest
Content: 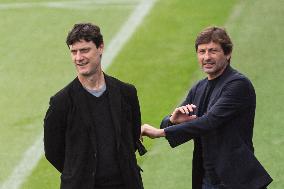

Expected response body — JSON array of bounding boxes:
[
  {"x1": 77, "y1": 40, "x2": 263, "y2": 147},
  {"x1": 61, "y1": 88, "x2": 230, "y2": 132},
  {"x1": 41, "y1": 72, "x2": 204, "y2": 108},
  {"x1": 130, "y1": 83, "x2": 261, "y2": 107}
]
[{"x1": 192, "y1": 83, "x2": 222, "y2": 116}]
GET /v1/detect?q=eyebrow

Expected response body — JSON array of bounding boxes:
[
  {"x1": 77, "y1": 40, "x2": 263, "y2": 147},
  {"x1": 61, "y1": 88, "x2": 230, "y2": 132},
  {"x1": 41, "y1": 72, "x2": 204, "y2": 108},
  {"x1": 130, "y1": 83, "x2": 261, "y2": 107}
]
[
  {"x1": 198, "y1": 47, "x2": 220, "y2": 51},
  {"x1": 70, "y1": 47, "x2": 91, "y2": 52}
]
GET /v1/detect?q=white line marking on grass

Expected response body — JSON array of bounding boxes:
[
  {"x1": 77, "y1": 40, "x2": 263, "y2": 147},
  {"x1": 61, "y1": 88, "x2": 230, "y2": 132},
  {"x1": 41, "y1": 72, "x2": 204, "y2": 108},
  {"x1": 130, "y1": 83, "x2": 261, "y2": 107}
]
[
  {"x1": 225, "y1": 0, "x2": 245, "y2": 26},
  {"x1": 0, "y1": 0, "x2": 156, "y2": 189},
  {"x1": 102, "y1": 0, "x2": 157, "y2": 70},
  {"x1": 0, "y1": 0, "x2": 139, "y2": 10},
  {"x1": 0, "y1": 133, "x2": 44, "y2": 189}
]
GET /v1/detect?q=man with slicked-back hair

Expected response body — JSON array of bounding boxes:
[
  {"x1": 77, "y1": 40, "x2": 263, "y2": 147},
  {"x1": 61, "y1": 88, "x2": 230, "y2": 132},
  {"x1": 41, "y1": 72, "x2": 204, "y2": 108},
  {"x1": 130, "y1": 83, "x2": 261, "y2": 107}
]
[{"x1": 141, "y1": 26, "x2": 272, "y2": 189}]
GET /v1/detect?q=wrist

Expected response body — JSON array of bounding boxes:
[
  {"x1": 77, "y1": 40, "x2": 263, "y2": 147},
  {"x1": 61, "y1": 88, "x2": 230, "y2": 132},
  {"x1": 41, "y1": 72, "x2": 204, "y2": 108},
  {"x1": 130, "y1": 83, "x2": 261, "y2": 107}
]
[
  {"x1": 158, "y1": 129, "x2": 166, "y2": 137},
  {"x1": 169, "y1": 116, "x2": 175, "y2": 125}
]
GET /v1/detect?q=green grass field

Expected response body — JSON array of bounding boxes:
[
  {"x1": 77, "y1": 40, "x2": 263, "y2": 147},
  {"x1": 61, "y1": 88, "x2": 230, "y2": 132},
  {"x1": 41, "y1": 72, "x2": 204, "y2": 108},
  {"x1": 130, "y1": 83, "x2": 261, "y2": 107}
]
[{"x1": 0, "y1": 0, "x2": 283, "y2": 188}]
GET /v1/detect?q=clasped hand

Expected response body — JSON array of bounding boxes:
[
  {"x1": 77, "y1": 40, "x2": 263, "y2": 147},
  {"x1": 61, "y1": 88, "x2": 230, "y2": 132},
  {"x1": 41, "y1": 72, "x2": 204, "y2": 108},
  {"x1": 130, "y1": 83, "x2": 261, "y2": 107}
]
[
  {"x1": 141, "y1": 104, "x2": 197, "y2": 139},
  {"x1": 169, "y1": 104, "x2": 197, "y2": 124}
]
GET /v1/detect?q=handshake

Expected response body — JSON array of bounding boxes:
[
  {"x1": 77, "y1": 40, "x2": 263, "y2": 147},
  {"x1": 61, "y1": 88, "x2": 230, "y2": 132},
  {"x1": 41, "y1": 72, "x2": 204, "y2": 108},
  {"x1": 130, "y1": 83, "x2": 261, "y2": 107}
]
[{"x1": 141, "y1": 104, "x2": 197, "y2": 139}]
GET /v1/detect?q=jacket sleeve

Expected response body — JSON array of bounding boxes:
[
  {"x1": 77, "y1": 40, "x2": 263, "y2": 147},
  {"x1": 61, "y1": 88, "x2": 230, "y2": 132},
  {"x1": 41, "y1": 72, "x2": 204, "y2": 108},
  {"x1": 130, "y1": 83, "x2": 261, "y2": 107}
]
[
  {"x1": 165, "y1": 79, "x2": 255, "y2": 148},
  {"x1": 130, "y1": 86, "x2": 147, "y2": 156},
  {"x1": 43, "y1": 96, "x2": 67, "y2": 173}
]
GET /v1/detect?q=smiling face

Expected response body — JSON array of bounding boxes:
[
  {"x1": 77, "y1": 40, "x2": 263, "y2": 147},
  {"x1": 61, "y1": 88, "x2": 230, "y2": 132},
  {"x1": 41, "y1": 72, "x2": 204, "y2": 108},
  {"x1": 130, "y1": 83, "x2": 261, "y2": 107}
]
[
  {"x1": 197, "y1": 41, "x2": 231, "y2": 80},
  {"x1": 69, "y1": 40, "x2": 104, "y2": 78}
]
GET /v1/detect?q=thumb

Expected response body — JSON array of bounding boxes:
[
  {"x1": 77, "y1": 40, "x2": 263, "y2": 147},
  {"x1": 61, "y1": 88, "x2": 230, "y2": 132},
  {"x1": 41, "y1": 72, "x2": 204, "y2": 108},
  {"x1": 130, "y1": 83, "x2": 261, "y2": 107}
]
[{"x1": 189, "y1": 115, "x2": 197, "y2": 119}]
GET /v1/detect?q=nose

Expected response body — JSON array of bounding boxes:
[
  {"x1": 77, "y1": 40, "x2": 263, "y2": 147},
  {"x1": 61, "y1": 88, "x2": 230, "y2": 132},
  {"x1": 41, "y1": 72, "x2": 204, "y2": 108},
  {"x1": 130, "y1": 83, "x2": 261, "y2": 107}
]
[
  {"x1": 203, "y1": 51, "x2": 211, "y2": 61},
  {"x1": 74, "y1": 51, "x2": 83, "y2": 62}
]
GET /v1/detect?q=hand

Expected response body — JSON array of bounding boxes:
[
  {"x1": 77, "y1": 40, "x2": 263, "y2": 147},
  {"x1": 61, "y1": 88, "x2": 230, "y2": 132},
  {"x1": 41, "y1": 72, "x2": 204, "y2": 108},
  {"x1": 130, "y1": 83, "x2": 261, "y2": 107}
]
[
  {"x1": 170, "y1": 104, "x2": 197, "y2": 124},
  {"x1": 141, "y1": 124, "x2": 166, "y2": 139}
]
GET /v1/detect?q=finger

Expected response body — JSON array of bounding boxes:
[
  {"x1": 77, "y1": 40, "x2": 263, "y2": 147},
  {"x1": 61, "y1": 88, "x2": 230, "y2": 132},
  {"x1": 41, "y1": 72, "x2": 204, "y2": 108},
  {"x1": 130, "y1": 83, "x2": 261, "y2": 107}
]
[
  {"x1": 185, "y1": 104, "x2": 193, "y2": 113},
  {"x1": 177, "y1": 107, "x2": 185, "y2": 114},
  {"x1": 190, "y1": 115, "x2": 197, "y2": 119},
  {"x1": 142, "y1": 123, "x2": 152, "y2": 128},
  {"x1": 182, "y1": 106, "x2": 190, "y2": 114},
  {"x1": 182, "y1": 114, "x2": 197, "y2": 122},
  {"x1": 142, "y1": 123, "x2": 148, "y2": 127},
  {"x1": 171, "y1": 108, "x2": 178, "y2": 116}
]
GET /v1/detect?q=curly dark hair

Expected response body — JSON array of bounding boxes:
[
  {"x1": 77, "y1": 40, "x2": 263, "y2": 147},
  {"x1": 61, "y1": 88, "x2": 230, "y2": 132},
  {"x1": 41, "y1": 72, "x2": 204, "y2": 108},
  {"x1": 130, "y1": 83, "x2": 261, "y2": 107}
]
[
  {"x1": 66, "y1": 23, "x2": 103, "y2": 48},
  {"x1": 195, "y1": 26, "x2": 233, "y2": 55}
]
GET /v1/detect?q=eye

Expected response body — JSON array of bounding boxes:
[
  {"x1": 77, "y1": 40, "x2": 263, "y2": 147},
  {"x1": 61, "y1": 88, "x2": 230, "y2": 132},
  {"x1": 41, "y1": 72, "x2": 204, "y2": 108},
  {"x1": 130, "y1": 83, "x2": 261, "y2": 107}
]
[
  {"x1": 80, "y1": 48, "x2": 90, "y2": 53},
  {"x1": 70, "y1": 50, "x2": 77, "y2": 55},
  {"x1": 208, "y1": 48, "x2": 220, "y2": 54},
  {"x1": 211, "y1": 49, "x2": 217, "y2": 54},
  {"x1": 198, "y1": 49, "x2": 205, "y2": 54}
]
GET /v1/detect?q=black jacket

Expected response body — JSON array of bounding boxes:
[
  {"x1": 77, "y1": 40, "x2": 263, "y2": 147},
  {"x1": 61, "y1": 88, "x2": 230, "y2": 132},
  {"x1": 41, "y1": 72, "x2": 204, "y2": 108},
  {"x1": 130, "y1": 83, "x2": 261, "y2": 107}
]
[
  {"x1": 161, "y1": 66, "x2": 272, "y2": 189},
  {"x1": 44, "y1": 75, "x2": 144, "y2": 189}
]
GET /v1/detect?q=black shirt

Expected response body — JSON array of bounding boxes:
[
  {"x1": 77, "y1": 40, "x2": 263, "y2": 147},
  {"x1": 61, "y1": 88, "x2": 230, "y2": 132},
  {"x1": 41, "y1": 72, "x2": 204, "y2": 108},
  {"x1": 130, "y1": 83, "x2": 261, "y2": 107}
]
[
  {"x1": 85, "y1": 90, "x2": 124, "y2": 187},
  {"x1": 199, "y1": 77, "x2": 221, "y2": 184}
]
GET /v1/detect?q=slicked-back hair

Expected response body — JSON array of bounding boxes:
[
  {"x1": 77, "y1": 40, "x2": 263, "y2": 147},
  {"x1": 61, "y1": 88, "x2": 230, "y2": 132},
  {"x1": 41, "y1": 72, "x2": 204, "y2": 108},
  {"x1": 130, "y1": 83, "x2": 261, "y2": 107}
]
[
  {"x1": 66, "y1": 23, "x2": 103, "y2": 48},
  {"x1": 195, "y1": 26, "x2": 233, "y2": 55}
]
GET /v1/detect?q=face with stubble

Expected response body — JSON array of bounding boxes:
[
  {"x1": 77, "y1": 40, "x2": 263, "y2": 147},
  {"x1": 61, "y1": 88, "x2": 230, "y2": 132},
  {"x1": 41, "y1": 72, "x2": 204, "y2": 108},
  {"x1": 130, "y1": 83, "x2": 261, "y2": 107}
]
[
  {"x1": 197, "y1": 41, "x2": 231, "y2": 80},
  {"x1": 69, "y1": 40, "x2": 104, "y2": 77}
]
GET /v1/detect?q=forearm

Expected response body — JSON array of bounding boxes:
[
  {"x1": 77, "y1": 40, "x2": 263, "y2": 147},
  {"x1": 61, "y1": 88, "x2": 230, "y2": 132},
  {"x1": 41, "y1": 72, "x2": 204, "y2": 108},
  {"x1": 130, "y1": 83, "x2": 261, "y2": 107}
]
[
  {"x1": 141, "y1": 124, "x2": 166, "y2": 138},
  {"x1": 44, "y1": 123, "x2": 65, "y2": 172}
]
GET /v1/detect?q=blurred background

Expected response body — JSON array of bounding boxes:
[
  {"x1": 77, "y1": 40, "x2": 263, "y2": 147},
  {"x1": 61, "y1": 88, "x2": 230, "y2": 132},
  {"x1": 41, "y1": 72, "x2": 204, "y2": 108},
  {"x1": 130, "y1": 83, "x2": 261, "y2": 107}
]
[{"x1": 0, "y1": 0, "x2": 283, "y2": 188}]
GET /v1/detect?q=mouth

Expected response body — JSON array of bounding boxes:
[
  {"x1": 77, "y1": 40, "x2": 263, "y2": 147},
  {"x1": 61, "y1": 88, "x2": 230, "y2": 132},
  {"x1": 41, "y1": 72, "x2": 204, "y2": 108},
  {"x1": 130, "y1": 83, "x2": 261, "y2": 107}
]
[
  {"x1": 203, "y1": 61, "x2": 214, "y2": 65},
  {"x1": 76, "y1": 62, "x2": 88, "y2": 67},
  {"x1": 203, "y1": 62, "x2": 215, "y2": 68}
]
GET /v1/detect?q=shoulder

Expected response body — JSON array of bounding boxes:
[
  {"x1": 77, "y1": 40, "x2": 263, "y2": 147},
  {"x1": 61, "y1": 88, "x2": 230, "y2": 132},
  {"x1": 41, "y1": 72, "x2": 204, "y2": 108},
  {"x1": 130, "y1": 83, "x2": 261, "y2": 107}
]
[
  {"x1": 49, "y1": 78, "x2": 78, "y2": 108},
  {"x1": 221, "y1": 67, "x2": 255, "y2": 98},
  {"x1": 105, "y1": 74, "x2": 137, "y2": 95},
  {"x1": 224, "y1": 66, "x2": 250, "y2": 81},
  {"x1": 226, "y1": 67, "x2": 254, "y2": 88}
]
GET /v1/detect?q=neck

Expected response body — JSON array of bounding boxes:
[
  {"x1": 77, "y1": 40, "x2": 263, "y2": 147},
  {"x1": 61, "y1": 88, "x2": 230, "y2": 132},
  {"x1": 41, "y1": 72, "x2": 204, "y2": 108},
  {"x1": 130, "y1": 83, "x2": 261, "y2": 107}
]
[
  {"x1": 207, "y1": 64, "x2": 229, "y2": 80},
  {"x1": 207, "y1": 71, "x2": 223, "y2": 80},
  {"x1": 78, "y1": 71, "x2": 105, "y2": 90}
]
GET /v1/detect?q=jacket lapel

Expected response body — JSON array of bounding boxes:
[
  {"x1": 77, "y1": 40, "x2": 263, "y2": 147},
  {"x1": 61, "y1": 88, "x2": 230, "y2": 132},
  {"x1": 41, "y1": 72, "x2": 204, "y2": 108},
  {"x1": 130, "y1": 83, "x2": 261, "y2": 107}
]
[
  {"x1": 208, "y1": 65, "x2": 234, "y2": 109},
  {"x1": 105, "y1": 75, "x2": 122, "y2": 150},
  {"x1": 195, "y1": 81, "x2": 208, "y2": 117},
  {"x1": 72, "y1": 78, "x2": 97, "y2": 151}
]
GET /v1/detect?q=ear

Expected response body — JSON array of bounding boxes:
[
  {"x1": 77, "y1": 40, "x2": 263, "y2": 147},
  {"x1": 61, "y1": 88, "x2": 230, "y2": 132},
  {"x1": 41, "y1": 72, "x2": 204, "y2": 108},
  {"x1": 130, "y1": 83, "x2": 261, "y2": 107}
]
[
  {"x1": 226, "y1": 53, "x2": 231, "y2": 61},
  {"x1": 98, "y1": 43, "x2": 104, "y2": 54},
  {"x1": 98, "y1": 43, "x2": 104, "y2": 55}
]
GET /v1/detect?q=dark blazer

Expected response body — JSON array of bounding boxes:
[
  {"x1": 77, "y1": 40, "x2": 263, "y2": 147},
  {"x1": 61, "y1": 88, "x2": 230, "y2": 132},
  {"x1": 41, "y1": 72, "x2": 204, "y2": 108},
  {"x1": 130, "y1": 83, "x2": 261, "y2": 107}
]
[
  {"x1": 161, "y1": 66, "x2": 272, "y2": 189},
  {"x1": 44, "y1": 74, "x2": 144, "y2": 189}
]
